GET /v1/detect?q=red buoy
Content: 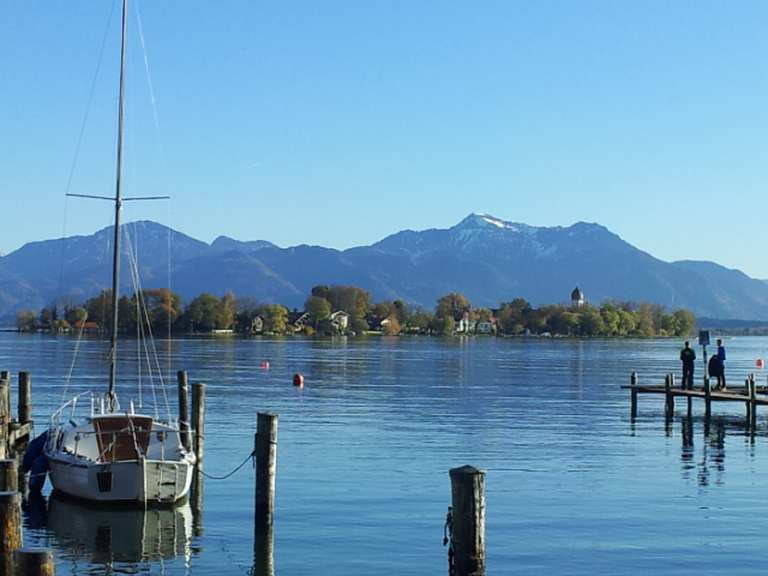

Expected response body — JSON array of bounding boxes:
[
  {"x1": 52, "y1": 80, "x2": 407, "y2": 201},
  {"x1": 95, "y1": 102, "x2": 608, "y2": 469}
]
[
  {"x1": 293, "y1": 373, "x2": 304, "y2": 388},
  {"x1": 260, "y1": 360, "x2": 270, "y2": 370},
  {"x1": 757, "y1": 359, "x2": 764, "y2": 369}
]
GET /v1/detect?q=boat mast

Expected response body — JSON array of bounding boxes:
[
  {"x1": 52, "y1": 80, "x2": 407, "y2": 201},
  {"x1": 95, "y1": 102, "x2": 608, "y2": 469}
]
[{"x1": 108, "y1": 0, "x2": 129, "y2": 408}]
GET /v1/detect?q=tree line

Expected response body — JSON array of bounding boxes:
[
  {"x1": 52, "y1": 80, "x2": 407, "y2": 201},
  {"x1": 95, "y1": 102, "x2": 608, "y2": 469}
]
[{"x1": 15, "y1": 285, "x2": 696, "y2": 338}]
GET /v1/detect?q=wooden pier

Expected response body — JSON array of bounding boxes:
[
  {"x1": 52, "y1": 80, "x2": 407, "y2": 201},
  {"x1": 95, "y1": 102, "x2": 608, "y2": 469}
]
[{"x1": 623, "y1": 371, "x2": 767, "y2": 425}]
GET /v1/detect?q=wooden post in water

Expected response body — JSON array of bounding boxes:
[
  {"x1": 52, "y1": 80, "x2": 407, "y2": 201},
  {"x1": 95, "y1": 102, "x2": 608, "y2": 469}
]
[
  {"x1": 13, "y1": 548, "x2": 54, "y2": 576},
  {"x1": 191, "y1": 468, "x2": 204, "y2": 538},
  {"x1": 664, "y1": 374, "x2": 674, "y2": 420},
  {"x1": 0, "y1": 460, "x2": 17, "y2": 492},
  {"x1": 745, "y1": 377, "x2": 752, "y2": 426},
  {"x1": 0, "y1": 492, "x2": 22, "y2": 561},
  {"x1": 704, "y1": 377, "x2": 712, "y2": 419},
  {"x1": 177, "y1": 371, "x2": 191, "y2": 452},
  {"x1": 192, "y1": 383, "x2": 206, "y2": 468},
  {"x1": 0, "y1": 372, "x2": 9, "y2": 425},
  {"x1": 253, "y1": 413, "x2": 278, "y2": 576},
  {"x1": 254, "y1": 413, "x2": 278, "y2": 534},
  {"x1": 18, "y1": 372, "x2": 31, "y2": 426},
  {"x1": 630, "y1": 372, "x2": 638, "y2": 419},
  {"x1": 750, "y1": 374, "x2": 757, "y2": 430},
  {"x1": 0, "y1": 379, "x2": 8, "y2": 460},
  {"x1": 449, "y1": 465, "x2": 486, "y2": 576}
]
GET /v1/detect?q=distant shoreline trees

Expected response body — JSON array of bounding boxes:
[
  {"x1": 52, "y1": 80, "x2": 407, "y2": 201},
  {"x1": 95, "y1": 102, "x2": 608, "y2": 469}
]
[{"x1": 16, "y1": 286, "x2": 696, "y2": 339}]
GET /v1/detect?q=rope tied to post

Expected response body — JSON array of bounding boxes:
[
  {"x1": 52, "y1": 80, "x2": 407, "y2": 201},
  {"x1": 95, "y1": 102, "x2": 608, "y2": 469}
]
[{"x1": 200, "y1": 449, "x2": 255, "y2": 480}]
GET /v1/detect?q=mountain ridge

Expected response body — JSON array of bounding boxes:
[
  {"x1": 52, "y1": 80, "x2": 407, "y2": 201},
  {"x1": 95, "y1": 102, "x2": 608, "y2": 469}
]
[{"x1": 1, "y1": 214, "x2": 767, "y2": 321}]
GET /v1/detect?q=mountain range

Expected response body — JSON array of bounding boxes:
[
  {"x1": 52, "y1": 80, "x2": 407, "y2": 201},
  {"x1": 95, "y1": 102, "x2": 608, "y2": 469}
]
[{"x1": 1, "y1": 213, "x2": 768, "y2": 322}]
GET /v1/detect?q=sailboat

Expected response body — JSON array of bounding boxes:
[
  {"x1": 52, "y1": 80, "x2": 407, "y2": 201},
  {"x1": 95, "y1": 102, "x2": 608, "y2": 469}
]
[{"x1": 37, "y1": 0, "x2": 196, "y2": 504}]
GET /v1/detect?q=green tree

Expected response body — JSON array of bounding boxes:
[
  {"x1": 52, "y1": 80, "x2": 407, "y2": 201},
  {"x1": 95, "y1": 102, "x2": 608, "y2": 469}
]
[
  {"x1": 186, "y1": 293, "x2": 221, "y2": 332},
  {"x1": 599, "y1": 303, "x2": 621, "y2": 336},
  {"x1": 138, "y1": 289, "x2": 182, "y2": 332},
  {"x1": 16, "y1": 310, "x2": 37, "y2": 332},
  {"x1": 435, "y1": 315, "x2": 455, "y2": 336},
  {"x1": 64, "y1": 306, "x2": 88, "y2": 328},
  {"x1": 671, "y1": 309, "x2": 696, "y2": 337},
  {"x1": 217, "y1": 292, "x2": 237, "y2": 330},
  {"x1": 578, "y1": 306, "x2": 605, "y2": 336},
  {"x1": 261, "y1": 304, "x2": 289, "y2": 333},
  {"x1": 436, "y1": 293, "x2": 470, "y2": 321},
  {"x1": 305, "y1": 296, "x2": 331, "y2": 328}
]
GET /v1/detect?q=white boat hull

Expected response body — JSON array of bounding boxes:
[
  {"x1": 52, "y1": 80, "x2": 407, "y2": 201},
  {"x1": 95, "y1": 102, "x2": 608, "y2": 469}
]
[
  {"x1": 48, "y1": 456, "x2": 194, "y2": 504},
  {"x1": 44, "y1": 412, "x2": 196, "y2": 505}
]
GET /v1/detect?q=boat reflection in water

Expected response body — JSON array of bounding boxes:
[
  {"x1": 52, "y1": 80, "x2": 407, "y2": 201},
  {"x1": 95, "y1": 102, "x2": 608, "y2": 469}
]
[{"x1": 47, "y1": 493, "x2": 193, "y2": 566}]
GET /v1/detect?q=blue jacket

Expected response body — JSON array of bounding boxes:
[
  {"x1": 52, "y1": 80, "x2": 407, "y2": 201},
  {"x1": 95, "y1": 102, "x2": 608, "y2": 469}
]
[{"x1": 717, "y1": 346, "x2": 726, "y2": 362}]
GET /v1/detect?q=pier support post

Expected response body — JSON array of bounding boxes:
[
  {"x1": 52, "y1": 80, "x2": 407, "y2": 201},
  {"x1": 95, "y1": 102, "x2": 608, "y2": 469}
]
[
  {"x1": 745, "y1": 377, "x2": 752, "y2": 426},
  {"x1": 191, "y1": 469, "x2": 204, "y2": 538},
  {"x1": 0, "y1": 492, "x2": 22, "y2": 570},
  {"x1": 177, "y1": 371, "x2": 191, "y2": 452},
  {"x1": 664, "y1": 374, "x2": 674, "y2": 420},
  {"x1": 192, "y1": 383, "x2": 206, "y2": 468},
  {"x1": 0, "y1": 372, "x2": 9, "y2": 425},
  {"x1": 0, "y1": 379, "x2": 8, "y2": 460},
  {"x1": 255, "y1": 412, "x2": 278, "y2": 534},
  {"x1": 254, "y1": 413, "x2": 278, "y2": 576},
  {"x1": 630, "y1": 372, "x2": 638, "y2": 419},
  {"x1": 750, "y1": 374, "x2": 757, "y2": 430},
  {"x1": 17, "y1": 372, "x2": 31, "y2": 426},
  {"x1": 704, "y1": 377, "x2": 712, "y2": 419},
  {"x1": 13, "y1": 548, "x2": 54, "y2": 576},
  {"x1": 0, "y1": 460, "x2": 17, "y2": 492},
  {"x1": 449, "y1": 465, "x2": 486, "y2": 576}
]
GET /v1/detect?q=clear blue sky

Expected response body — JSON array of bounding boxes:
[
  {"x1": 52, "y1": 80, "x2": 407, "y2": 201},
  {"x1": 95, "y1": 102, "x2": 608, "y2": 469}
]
[{"x1": 3, "y1": 1, "x2": 768, "y2": 276}]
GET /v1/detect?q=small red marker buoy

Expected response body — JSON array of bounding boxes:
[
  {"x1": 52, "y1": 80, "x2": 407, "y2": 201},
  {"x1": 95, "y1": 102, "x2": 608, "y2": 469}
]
[
  {"x1": 293, "y1": 373, "x2": 304, "y2": 388},
  {"x1": 757, "y1": 359, "x2": 764, "y2": 369},
  {"x1": 260, "y1": 360, "x2": 270, "y2": 370}
]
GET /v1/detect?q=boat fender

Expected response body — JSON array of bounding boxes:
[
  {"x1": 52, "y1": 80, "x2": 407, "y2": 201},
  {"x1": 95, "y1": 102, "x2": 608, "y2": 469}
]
[
  {"x1": 28, "y1": 454, "x2": 49, "y2": 492},
  {"x1": 22, "y1": 430, "x2": 48, "y2": 473}
]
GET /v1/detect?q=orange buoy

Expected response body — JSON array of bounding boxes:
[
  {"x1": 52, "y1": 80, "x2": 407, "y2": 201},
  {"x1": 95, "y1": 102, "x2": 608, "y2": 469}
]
[{"x1": 293, "y1": 373, "x2": 304, "y2": 388}]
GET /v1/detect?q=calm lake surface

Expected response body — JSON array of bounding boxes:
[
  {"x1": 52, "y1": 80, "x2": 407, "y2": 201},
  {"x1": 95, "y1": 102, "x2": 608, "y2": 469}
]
[{"x1": 3, "y1": 333, "x2": 768, "y2": 575}]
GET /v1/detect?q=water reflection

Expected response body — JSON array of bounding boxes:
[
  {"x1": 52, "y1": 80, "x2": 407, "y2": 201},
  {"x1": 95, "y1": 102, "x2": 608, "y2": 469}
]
[
  {"x1": 675, "y1": 416, "x2": 733, "y2": 487},
  {"x1": 35, "y1": 494, "x2": 193, "y2": 567}
]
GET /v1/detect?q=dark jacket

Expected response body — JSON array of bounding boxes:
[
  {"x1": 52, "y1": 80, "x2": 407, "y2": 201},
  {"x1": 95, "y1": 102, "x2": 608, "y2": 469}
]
[
  {"x1": 680, "y1": 347, "x2": 696, "y2": 366},
  {"x1": 708, "y1": 355, "x2": 722, "y2": 378}
]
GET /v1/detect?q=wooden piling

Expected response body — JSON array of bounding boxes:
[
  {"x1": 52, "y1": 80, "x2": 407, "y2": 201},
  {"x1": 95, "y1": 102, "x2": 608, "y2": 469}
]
[
  {"x1": 704, "y1": 377, "x2": 712, "y2": 419},
  {"x1": 0, "y1": 372, "x2": 9, "y2": 422},
  {"x1": 745, "y1": 377, "x2": 752, "y2": 425},
  {"x1": 664, "y1": 374, "x2": 674, "y2": 420},
  {"x1": 0, "y1": 492, "x2": 22, "y2": 556},
  {"x1": 177, "y1": 371, "x2": 191, "y2": 452},
  {"x1": 192, "y1": 383, "x2": 206, "y2": 467},
  {"x1": 0, "y1": 460, "x2": 17, "y2": 492},
  {"x1": 18, "y1": 372, "x2": 31, "y2": 426},
  {"x1": 630, "y1": 372, "x2": 638, "y2": 419},
  {"x1": 750, "y1": 374, "x2": 757, "y2": 428},
  {"x1": 191, "y1": 468, "x2": 204, "y2": 538},
  {"x1": 12, "y1": 548, "x2": 54, "y2": 576},
  {"x1": 254, "y1": 412, "x2": 278, "y2": 535},
  {"x1": 449, "y1": 465, "x2": 486, "y2": 576},
  {"x1": 0, "y1": 379, "x2": 8, "y2": 460}
]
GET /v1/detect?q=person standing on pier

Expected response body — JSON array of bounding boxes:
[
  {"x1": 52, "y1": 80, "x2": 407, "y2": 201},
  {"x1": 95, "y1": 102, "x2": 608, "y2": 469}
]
[
  {"x1": 716, "y1": 339, "x2": 727, "y2": 390},
  {"x1": 680, "y1": 341, "x2": 696, "y2": 389}
]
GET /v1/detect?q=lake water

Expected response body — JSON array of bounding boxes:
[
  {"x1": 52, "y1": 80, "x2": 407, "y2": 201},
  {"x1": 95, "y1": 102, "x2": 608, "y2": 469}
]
[{"x1": 3, "y1": 333, "x2": 768, "y2": 575}]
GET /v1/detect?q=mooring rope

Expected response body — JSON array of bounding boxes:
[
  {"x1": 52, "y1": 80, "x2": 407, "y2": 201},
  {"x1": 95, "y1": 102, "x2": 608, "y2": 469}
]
[{"x1": 200, "y1": 450, "x2": 256, "y2": 481}]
